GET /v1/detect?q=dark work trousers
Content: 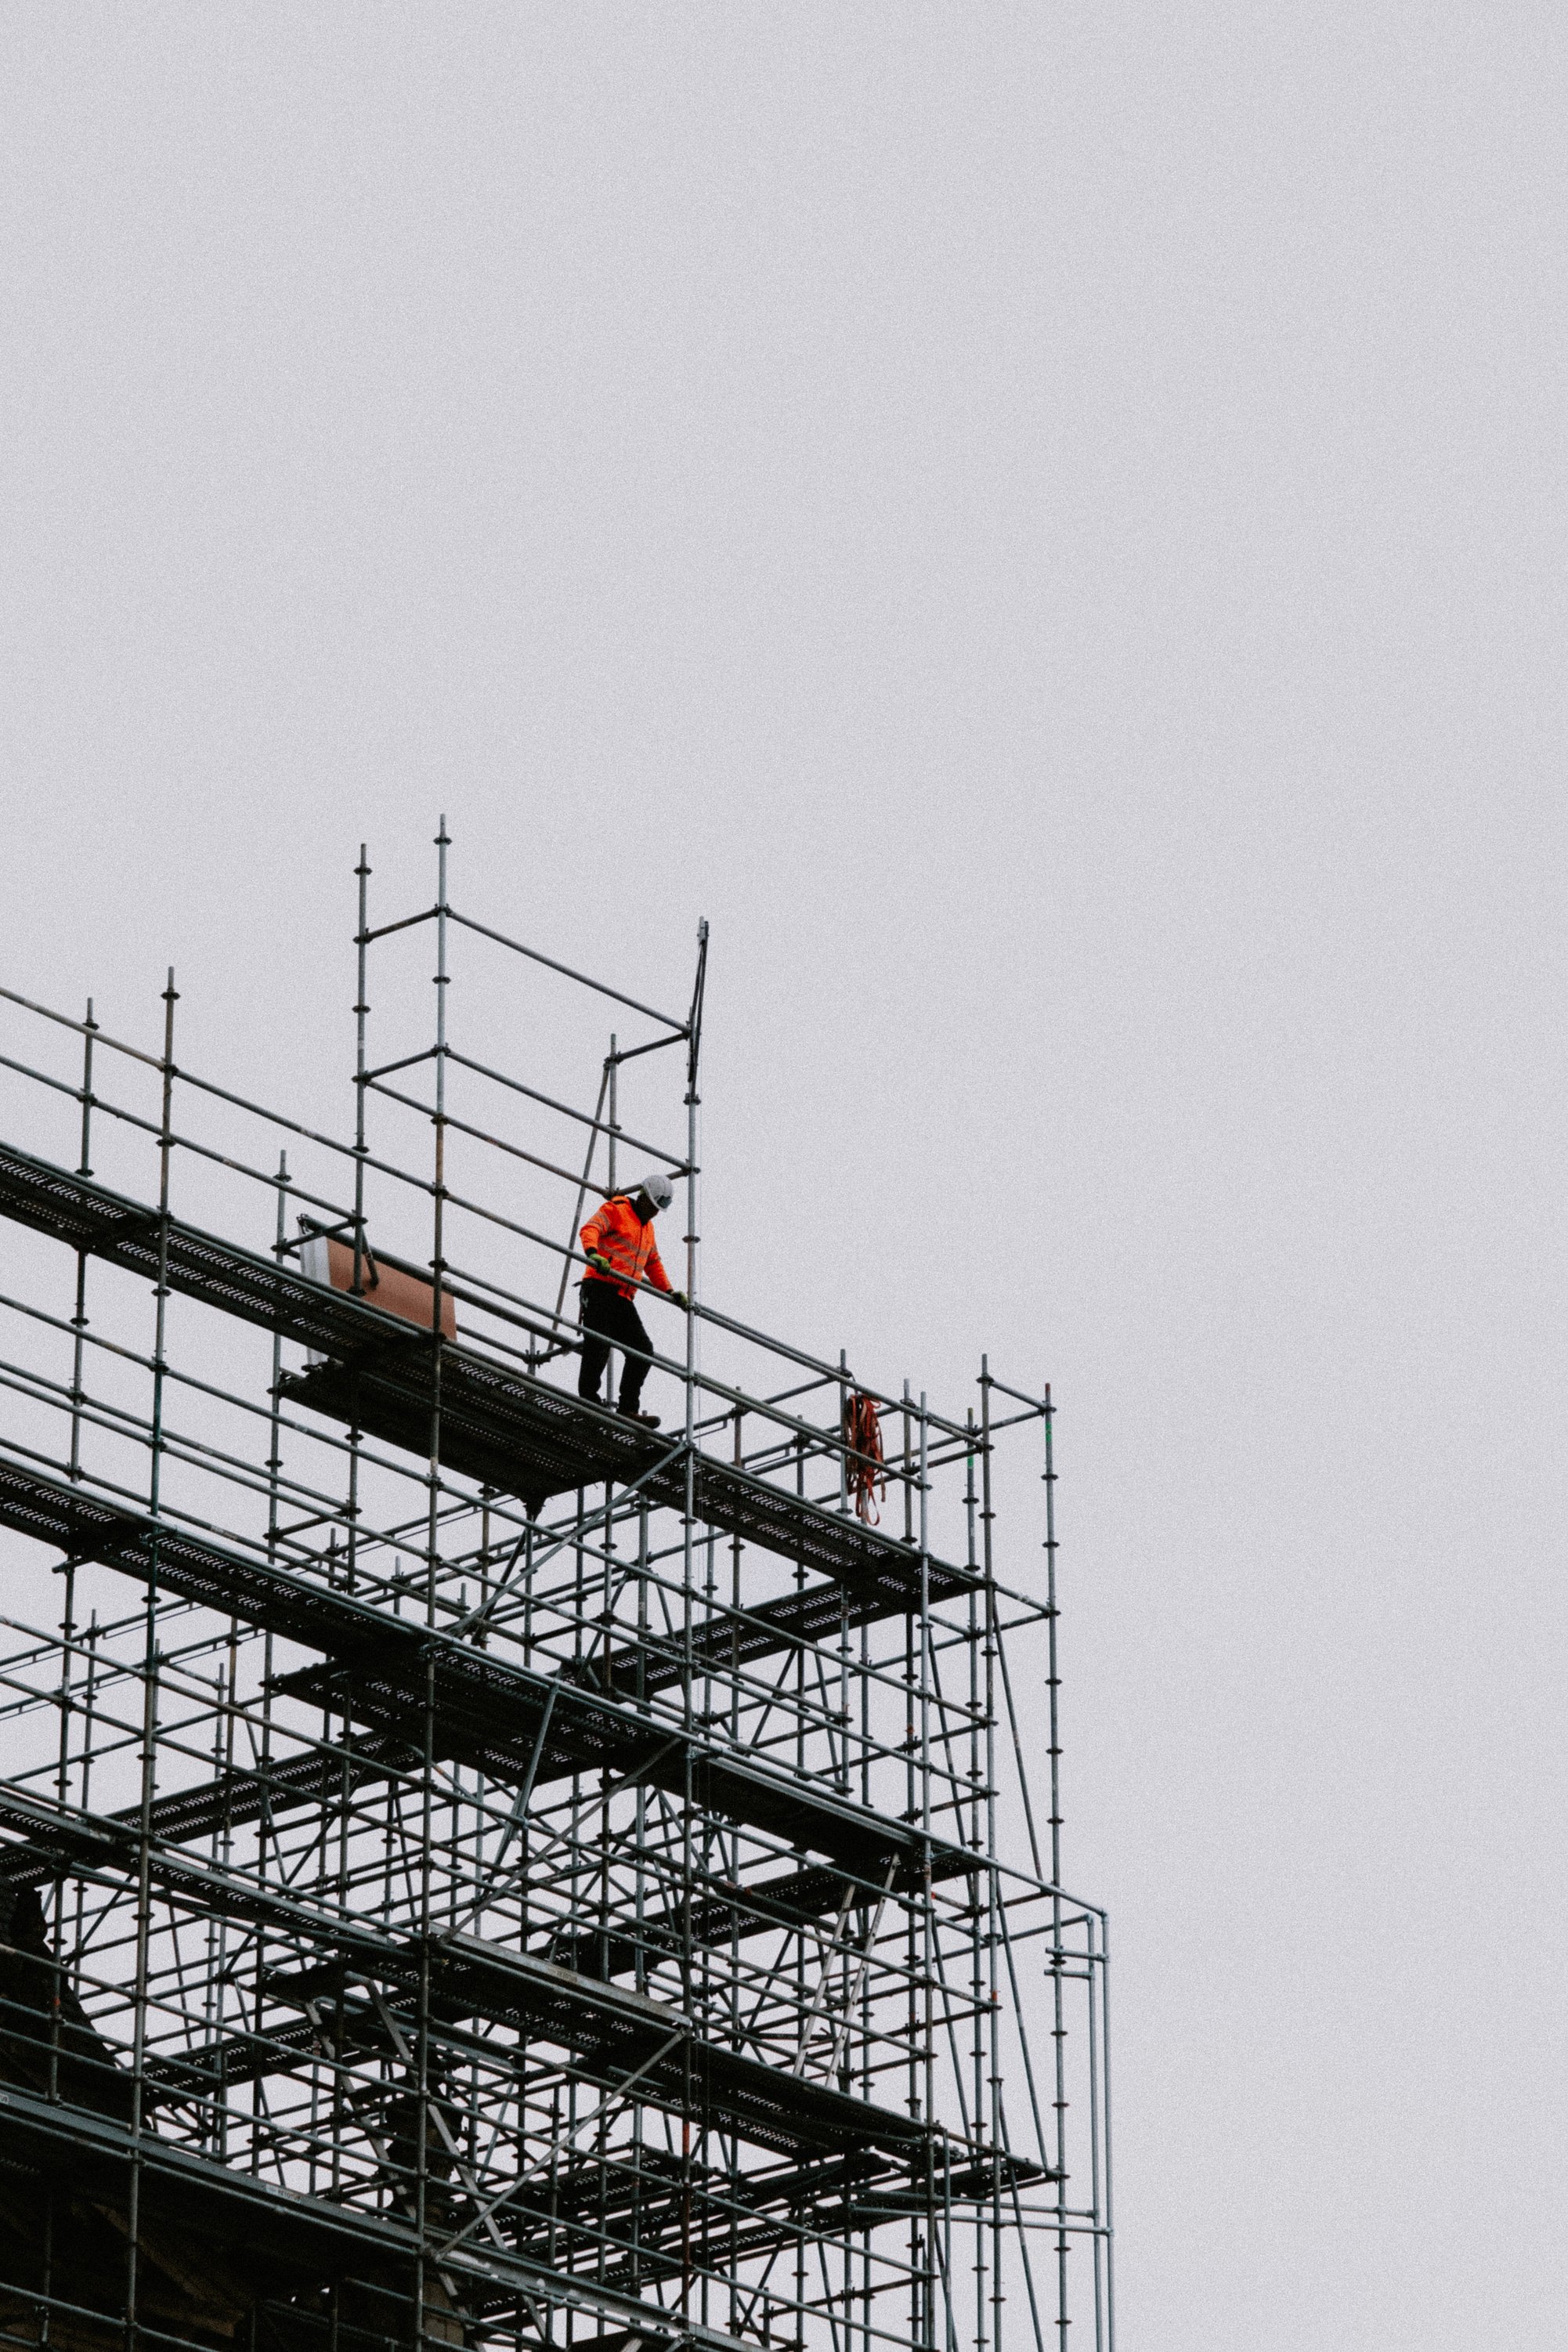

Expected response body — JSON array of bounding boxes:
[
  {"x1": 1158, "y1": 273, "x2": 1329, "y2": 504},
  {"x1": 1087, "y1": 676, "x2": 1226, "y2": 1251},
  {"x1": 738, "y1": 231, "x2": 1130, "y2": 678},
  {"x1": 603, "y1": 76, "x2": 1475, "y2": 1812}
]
[{"x1": 577, "y1": 1280, "x2": 654, "y2": 1413}]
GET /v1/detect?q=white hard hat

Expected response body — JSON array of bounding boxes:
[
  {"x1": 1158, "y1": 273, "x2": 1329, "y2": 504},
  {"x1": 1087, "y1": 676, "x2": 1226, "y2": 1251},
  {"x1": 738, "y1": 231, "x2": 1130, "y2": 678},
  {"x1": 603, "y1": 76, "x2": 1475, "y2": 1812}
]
[{"x1": 638, "y1": 1171, "x2": 674, "y2": 1212}]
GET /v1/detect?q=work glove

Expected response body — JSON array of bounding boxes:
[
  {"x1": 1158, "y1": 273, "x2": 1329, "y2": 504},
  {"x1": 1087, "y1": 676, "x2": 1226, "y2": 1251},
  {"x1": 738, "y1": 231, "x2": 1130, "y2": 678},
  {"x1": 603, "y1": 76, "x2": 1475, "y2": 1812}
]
[
  {"x1": 587, "y1": 1252, "x2": 614, "y2": 1277},
  {"x1": 670, "y1": 1289, "x2": 690, "y2": 1311}
]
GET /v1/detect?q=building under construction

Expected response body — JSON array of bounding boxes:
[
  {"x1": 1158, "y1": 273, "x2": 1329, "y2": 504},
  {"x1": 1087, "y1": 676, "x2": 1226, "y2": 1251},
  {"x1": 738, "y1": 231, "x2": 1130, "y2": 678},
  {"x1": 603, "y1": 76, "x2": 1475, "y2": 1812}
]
[{"x1": 0, "y1": 828, "x2": 1111, "y2": 2352}]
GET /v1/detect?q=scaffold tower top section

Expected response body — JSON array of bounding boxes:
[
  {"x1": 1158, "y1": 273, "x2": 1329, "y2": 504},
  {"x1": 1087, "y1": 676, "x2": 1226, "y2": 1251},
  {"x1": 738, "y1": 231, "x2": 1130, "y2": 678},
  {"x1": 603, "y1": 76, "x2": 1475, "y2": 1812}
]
[{"x1": 0, "y1": 822, "x2": 1111, "y2": 2352}]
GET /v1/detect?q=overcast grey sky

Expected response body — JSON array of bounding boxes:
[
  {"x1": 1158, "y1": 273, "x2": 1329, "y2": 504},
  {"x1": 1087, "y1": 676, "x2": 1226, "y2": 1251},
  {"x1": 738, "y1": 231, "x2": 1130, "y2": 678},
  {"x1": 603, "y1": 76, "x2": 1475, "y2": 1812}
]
[{"x1": 3, "y1": 6, "x2": 1566, "y2": 2344}]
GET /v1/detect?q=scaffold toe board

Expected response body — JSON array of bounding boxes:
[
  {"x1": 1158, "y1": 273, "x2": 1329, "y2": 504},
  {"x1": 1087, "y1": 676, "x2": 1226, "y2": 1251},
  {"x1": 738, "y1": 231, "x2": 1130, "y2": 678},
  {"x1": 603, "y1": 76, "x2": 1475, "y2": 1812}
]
[
  {"x1": 0, "y1": 1139, "x2": 973, "y2": 1602},
  {"x1": 254, "y1": 1931, "x2": 942, "y2": 2162},
  {"x1": 272, "y1": 1657, "x2": 974, "y2": 1883},
  {"x1": 0, "y1": 1454, "x2": 970, "y2": 1882},
  {"x1": 278, "y1": 1352, "x2": 974, "y2": 1603},
  {"x1": 0, "y1": 1736, "x2": 414, "y2": 1891}
]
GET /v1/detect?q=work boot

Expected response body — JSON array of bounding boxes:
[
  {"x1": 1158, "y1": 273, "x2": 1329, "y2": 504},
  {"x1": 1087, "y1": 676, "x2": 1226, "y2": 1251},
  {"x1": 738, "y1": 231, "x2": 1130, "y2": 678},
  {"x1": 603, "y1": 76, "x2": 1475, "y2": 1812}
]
[{"x1": 620, "y1": 1407, "x2": 659, "y2": 1428}]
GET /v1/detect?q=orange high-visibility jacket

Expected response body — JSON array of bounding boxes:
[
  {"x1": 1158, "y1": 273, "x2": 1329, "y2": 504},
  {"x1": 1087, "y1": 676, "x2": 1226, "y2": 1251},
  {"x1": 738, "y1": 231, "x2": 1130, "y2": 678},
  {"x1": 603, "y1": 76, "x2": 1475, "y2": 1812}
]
[{"x1": 580, "y1": 1194, "x2": 673, "y2": 1301}]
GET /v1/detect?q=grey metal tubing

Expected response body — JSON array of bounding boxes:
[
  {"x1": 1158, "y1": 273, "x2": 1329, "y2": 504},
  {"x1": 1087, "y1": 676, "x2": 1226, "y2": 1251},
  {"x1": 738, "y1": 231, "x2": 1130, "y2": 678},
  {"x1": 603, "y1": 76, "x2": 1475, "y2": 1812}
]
[
  {"x1": 444, "y1": 905, "x2": 689, "y2": 1032},
  {"x1": 441, "y1": 1042, "x2": 691, "y2": 1172}
]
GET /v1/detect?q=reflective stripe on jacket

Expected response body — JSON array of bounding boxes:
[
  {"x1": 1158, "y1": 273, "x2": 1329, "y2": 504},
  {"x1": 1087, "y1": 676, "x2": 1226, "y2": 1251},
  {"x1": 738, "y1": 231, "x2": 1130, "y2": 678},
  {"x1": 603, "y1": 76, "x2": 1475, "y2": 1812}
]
[{"x1": 580, "y1": 1194, "x2": 672, "y2": 1300}]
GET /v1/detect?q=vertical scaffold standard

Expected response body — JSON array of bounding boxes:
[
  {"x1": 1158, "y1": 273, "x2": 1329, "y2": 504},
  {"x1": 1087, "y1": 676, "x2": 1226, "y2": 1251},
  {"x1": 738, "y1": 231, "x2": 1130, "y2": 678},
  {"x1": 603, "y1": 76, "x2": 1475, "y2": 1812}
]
[{"x1": 0, "y1": 825, "x2": 1111, "y2": 2352}]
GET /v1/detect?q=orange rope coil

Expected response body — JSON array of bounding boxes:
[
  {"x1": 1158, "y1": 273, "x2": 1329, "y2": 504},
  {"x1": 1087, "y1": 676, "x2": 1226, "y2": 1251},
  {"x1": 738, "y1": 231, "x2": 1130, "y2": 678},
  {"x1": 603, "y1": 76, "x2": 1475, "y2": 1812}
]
[{"x1": 842, "y1": 1389, "x2": 887, "y2": 1525}]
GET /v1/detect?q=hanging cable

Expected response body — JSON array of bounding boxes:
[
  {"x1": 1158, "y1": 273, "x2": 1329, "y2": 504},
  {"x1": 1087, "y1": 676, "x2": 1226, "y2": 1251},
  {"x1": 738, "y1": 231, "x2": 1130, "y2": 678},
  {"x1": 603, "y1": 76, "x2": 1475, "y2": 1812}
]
[{"x1": 842, "y1": 1389, "x2": 887, "y2": 1524}]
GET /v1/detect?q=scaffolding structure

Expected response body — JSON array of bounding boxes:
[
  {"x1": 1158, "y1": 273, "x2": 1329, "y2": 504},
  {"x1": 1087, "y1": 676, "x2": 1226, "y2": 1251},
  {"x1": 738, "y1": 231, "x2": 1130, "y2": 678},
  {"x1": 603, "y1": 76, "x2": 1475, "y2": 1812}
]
[{"x1": 0, "y1": 827, "x2": 1111, "y2": 2352}]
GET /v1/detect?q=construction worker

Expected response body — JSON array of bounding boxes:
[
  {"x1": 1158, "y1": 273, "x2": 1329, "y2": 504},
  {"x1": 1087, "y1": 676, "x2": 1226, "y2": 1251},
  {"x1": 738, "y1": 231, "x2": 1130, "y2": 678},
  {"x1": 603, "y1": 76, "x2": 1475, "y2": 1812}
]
[{"x1": 577, "y1": 1171, "x2": 688, "y2": 1424}]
